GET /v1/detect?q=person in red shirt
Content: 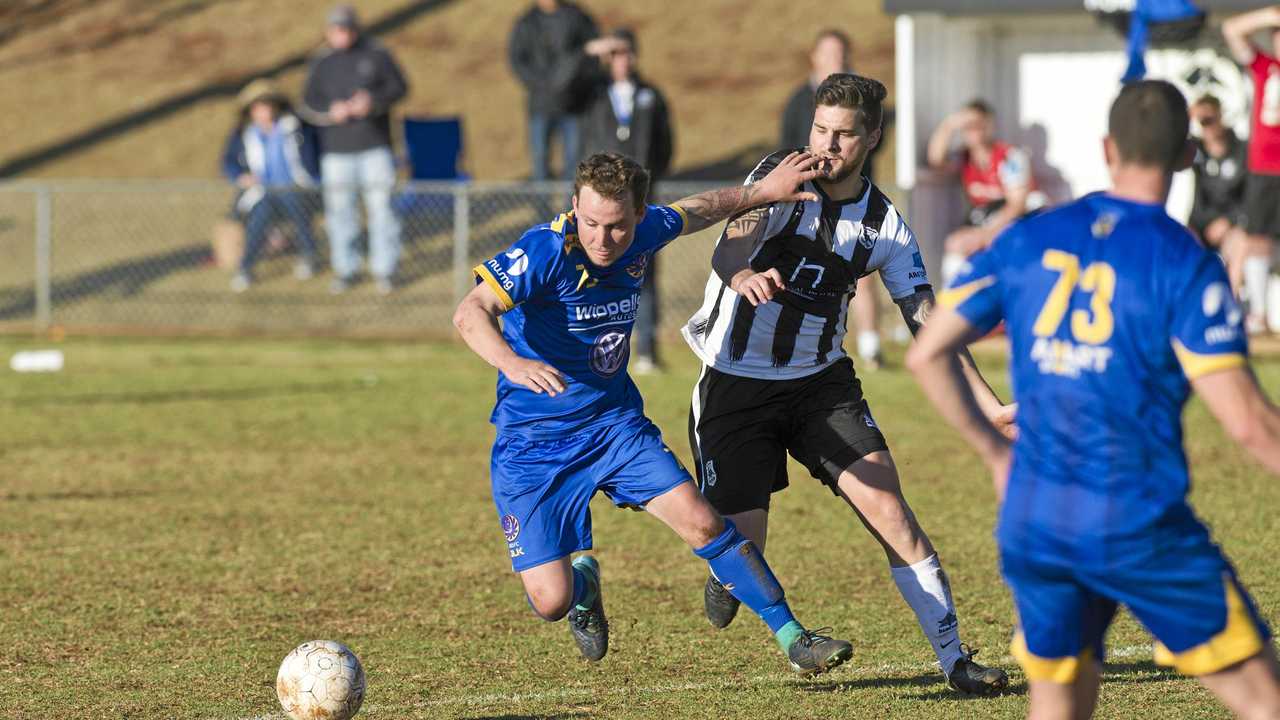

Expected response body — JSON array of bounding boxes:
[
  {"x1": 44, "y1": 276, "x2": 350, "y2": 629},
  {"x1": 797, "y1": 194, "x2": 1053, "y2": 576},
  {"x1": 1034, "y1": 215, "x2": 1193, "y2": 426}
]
[
  {"x1": 1225, "y1": 6, "x2": 1280, "y2": 332},
  {"x1": 927, "y1": 100, "x2": 1045, "y2": 285}
]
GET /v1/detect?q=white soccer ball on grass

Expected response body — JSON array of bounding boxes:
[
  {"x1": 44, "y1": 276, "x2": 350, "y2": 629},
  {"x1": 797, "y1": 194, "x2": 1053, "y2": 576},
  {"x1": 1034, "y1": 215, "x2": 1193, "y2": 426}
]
[{"x1": 276, "y1": 640, "x2": 366, "y2": 720}]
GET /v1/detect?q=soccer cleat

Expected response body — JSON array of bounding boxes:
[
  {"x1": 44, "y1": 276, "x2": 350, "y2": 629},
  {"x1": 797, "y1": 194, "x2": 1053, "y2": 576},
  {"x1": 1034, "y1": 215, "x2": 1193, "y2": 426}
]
[
  {"x1": 229, "y1": 272, "x2": 251, "y2": 293},
  {"x1": 703, "y1": 575, "x2": 741, "y2": 629},
  {"x1": 374, "y1": 276, "x2": 394, "y2": 296},
  {"x1": 329, "y1": 276, "x2": 353, "y2": 295},
  {"x1": 787, "y1": 628, "x2": 853, "y2": 676},
  {"x1": 293, "y1": 260, "x2": 315, "y2": 280},
  {"x1": 946, "y1": 644, "x2": 1009, "y2": 695},
  {"x1": 567, "y1": 555, "x2": 608, "y2": 662}
]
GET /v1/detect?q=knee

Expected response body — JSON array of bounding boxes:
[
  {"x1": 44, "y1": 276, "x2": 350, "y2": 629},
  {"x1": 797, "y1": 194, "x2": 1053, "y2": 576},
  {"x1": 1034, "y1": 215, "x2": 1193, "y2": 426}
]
[
  {"x1": 526, "y1": 586, "x2": 573, "y2": 622},
  {"x1": 689, "y1": 513, "x2": 726, "y2": 549}
]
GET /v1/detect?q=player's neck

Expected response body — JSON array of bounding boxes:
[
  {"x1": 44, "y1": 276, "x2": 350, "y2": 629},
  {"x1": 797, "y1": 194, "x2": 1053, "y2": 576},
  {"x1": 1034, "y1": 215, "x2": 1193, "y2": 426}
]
[
  {"x1": 815, "y1": 172, "x2": 865, "y2": 202},
  {"x1": 1109, "y1": 165, "x2": 1171, "y2": 206}
]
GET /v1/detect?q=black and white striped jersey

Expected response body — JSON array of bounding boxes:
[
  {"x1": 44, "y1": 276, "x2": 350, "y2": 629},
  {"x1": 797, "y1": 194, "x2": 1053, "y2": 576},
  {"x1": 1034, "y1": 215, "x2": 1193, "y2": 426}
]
[{"x1": 681, "y1": 150, "x2": 931, "y2": 380}]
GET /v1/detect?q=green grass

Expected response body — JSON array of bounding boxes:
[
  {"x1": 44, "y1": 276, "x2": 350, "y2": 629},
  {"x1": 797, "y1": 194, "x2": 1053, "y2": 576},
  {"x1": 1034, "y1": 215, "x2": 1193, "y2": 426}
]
[{"x1": 1, "y1": 336, "x2": 1276, "y2": 719}]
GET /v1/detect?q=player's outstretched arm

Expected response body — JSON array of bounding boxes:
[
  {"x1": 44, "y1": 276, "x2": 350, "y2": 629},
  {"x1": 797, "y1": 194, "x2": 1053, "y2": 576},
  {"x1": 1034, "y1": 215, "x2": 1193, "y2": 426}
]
[
  {"x1": 1222, "y1": 6, "x2": 1280, "y2": 65},
  {"x1": 452, "y1": 283, "x2": 566, "y2": 396},
  {"x1": 1194, "y1": 366, "x2": 1280, "y2": 475},
  {"x1": 896, "y1": 288, "x2": 1016, "y2": 437},
  {"x1": 671, "y1": 151, "x2": 821, "y2": 235},
  {"x1": 905, "y1": 304, "x2": 1013, "y2": 498}
]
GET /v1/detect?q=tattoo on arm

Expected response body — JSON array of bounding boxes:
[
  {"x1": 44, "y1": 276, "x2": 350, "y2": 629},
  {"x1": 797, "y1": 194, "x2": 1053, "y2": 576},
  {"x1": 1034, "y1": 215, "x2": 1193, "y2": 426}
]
[
  {"x1": 896, "y1": 288, "x2": 992, "y2": 391},
  {"x1": 674, "y1": 183, "x2": 765, "y2": 234}
]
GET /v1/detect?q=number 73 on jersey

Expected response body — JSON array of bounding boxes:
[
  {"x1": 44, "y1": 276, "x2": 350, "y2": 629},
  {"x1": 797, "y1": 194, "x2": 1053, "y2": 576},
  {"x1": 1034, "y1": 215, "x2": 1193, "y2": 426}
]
[{"x1": 1029, "y1": 249, "x2": 1117, "y2": 378}]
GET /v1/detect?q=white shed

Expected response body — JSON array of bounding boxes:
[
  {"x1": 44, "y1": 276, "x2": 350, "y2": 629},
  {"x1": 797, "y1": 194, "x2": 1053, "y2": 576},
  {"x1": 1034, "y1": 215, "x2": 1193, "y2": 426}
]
[{"x1": 886, "y1": 0, "x2": 1267, "y2": 280}]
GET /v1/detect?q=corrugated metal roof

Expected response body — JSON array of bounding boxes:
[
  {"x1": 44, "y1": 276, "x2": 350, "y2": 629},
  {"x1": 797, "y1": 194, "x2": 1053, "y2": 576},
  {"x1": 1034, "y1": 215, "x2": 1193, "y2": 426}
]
[{"x1": 883, "y1": 0, "x2": 1269, "y2": 14}]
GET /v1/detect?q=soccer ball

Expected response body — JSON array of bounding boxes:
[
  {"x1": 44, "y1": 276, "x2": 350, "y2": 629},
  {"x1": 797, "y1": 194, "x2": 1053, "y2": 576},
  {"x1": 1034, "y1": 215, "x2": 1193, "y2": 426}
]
[{"x1": 276, "y1": 640, "x2": 366, "y2": 720}]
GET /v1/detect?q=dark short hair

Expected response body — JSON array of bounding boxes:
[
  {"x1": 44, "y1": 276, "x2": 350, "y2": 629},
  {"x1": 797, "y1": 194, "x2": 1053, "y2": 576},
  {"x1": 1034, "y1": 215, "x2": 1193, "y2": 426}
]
[
  {"x1": 813, "y1": 28, "x2": 852, "y2": 54},
  {"x1": 611, "y1": 28, "x2": 637, "y2": 54},
  {"x1": 574, "y1": 153, "x2": 650, "y2": 212},
  {"x1": 1192, "y1": 94, "x2": 1221, "y2": 111},
  {"x1": 965, "y1": 99, "x2": 994, "y2": 117},
  {"x1": 814, "y1": 73, "x2": 886, "y2": 132},
  {"x1": 1109, "y1": 80, "x2": 1190, "y2": 170}
]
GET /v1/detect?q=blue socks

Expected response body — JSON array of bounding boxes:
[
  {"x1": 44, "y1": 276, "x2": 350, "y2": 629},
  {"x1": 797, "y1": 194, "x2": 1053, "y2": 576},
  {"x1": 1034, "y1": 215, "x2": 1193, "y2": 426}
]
[
  {"x1": 571, "y1": 561, "x2": 597, "y2": 611},
  {"x1": 694, "y1": 519, "x2": 803, "y2": 650}
]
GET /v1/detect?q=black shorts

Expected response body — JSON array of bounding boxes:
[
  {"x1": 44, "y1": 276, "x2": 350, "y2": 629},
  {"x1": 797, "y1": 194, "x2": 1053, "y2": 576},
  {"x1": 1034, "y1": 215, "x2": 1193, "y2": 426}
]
[
  {"x1": 687, "y1": 357, "x2": 889, "y2": 515},
  {"x1": 1243, "y1": 172, "x2": 1280, "y2": 239}
]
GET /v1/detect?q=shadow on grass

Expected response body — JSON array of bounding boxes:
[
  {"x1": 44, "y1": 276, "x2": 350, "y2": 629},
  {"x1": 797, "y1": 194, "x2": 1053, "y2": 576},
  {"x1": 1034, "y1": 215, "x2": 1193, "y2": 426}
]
[
  {"x1": 2, "y1": 489, "x2": 156, "y2": 502},
  {"x1": 466, "y1": 714, "x2": 591, "y2": 720},
  {"x1": 1102, "y1": 659, "x2": 1179, "y2": 683},
  {"x1": 5, "y1": 379, "x2": 371, "y2": 406},
  {"x1": 799, "y1": 671, "x2": 946, "y2": 693}
]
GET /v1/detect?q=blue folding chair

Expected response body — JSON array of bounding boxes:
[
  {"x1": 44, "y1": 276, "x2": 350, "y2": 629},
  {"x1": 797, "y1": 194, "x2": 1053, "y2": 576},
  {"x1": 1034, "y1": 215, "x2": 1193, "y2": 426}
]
[{"x1": 395, "y1": 116, "x2": 466, "y2": 226}]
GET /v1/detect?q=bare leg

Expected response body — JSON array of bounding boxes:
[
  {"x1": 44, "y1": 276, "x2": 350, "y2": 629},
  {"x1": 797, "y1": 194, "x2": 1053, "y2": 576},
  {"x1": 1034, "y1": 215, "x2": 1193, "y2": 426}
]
[
  {"x1": 643, "y1": 481, "x2": 725, "y2": 548},
  {"x1": 834, "y1": 450, "x2": 933, "y2": 567},
  {"x1": 724, "y1": 508, "x2": 769, "y2": 551},
  {"x1": 853, "y1": 276, "x2": 882, "y2": 367},
  {"x1": 1198, "y1": 646, "x2": 1280, "y2": 720},
  {"x1": 1026, "y1": 658, "x2": 1100, "y2": 720},
  {"x1": 517, "y1": 557, "x2": 575, "y2": 620}
]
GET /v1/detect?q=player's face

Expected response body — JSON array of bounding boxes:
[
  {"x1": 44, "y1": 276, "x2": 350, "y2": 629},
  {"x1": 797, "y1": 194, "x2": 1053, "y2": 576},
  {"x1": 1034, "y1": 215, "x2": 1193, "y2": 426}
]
[
  {"x1": 326, "y1": 25, "x2": 357, "y2": 50},
  {"x1": 1192, "y1": 104, "x2": 1224, "y2": 140},
  {"x1": 572, "y1": 185, "x2": 643, "y2": 267},
  {"x1": 809, "y1": 104, "x2": 879, "y2": 183},
  {"x1": 810, "y1": 37, "x2": 847, "y2": 82},
  {"x1": 962, "y1": 113, "x2": 994, "y2": 149}
]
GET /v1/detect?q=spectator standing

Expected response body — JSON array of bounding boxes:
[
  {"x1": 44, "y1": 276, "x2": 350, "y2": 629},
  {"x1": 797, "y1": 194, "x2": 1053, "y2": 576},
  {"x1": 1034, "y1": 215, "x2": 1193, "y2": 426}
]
[
  {"x1": 508, "y1": 0, "x2": 602, "y2": 181},
  {"x1": 1189, "y1": 95, "x2": 1252, "y2": 292},
  {"x1": 221, "y1": 79, "x2": 321, "y2": 293},
  {"x1": 927, "y1": 100, "x2": 1044, "y2": 286},
  {"x1": 1224, "y1": 6, "x2": 1280, "y2": 331},
  {"x1": 580, "y1": 29, "x2": 674, "y2": 373},
  {"x1": 779, "y1": 29, "x2": 886, "y2": 369},
  {"x1": 303, "y1": 4, "x2": 409, "y2": 295}
]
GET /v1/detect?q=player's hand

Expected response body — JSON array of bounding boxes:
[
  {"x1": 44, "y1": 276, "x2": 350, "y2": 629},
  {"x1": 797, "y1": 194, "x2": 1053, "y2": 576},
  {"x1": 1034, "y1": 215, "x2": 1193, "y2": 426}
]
[
  {"x1": 732, "y1": 268, "x2": 786, "y2": 306},
  {"x1": 329, "y1": 100, "x2": 351, "y2": 124},
  {"x1": 753, "y1": 151, "x2": 821, "y2": 205},
  {"x1": 989, "y1": 403, "x2": 1018, "y2": 441},
  {"x1": 348, "y1": 90, "x2": 372, "y2": 119},
  {"x1": 501, "y1": 357, "x2": 567, "y2": 397}
]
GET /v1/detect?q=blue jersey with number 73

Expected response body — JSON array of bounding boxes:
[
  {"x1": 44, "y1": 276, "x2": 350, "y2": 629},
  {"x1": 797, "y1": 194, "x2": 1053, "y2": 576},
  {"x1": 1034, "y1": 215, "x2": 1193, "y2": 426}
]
[{"x1": 940, "y1": 192, "x2": 1248, "y2": 561}]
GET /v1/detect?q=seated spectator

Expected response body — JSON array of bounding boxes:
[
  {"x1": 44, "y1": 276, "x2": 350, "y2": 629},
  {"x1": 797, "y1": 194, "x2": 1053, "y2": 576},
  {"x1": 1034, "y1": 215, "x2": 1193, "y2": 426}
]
[
  {"x1": 927, "y1": 100, "x2": 1046, "y2": 284},
  {"x1": 1189, "y1": 94, "x2": 1252, "y2": 292},
  {"x1": 221, "y1": 79, "x2": 320, "y2": 293}
]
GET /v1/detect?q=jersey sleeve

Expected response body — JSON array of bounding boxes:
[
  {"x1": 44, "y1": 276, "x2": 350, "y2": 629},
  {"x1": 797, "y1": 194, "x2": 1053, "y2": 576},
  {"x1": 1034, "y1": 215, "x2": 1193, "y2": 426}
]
[
  {"x1": 938, "y1": 244, "x2": 1004, "y2": 335},
  {"x1": 633, "y1": 204, "x2": 687, "y2": 253},
  {"x1": 998, "y1": 146, "x2": 1033, "y2": 192},
  {"x1": 1169, "y1": 251, "x2": 1248, "y2": 380},
  {"x1": 472, "y1": 230, "x2": 562, "y2": 310},
  {"x1": 875, "y1": 210, "x2": 932, "y2": 300}
]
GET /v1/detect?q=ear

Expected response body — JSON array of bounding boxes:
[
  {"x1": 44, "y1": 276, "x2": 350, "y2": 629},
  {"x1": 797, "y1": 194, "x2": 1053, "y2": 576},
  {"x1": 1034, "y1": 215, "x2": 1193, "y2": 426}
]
[
  {"x1": 571, "y1": 193, "x2": 580, "y2": 214},
  {"x1": 867, "y1": 125, "x2": 883, "y2": 151},
  {"x1": 634, "y1": 203, "x2": 647, "y2": 226},
  {"x1": 1102, "y1": 136, "x2": 1118, "y2": 168},
  {"x1": 1174, "y1": 138, "x2": 1196, "y2": 172}
]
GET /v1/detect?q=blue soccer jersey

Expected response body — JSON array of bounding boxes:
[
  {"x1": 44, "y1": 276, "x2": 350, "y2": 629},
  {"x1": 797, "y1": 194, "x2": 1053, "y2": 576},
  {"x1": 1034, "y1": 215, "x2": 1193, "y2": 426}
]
[
  {"x1": 942, "y1": 192, "x2": 1267, "y2": 681},
  {"x1": 942, "y1": 192, "x2": 1248, "y2": 559},
  {"x1": 473, "y1": 204, "x2": 686, "y2": 437}
]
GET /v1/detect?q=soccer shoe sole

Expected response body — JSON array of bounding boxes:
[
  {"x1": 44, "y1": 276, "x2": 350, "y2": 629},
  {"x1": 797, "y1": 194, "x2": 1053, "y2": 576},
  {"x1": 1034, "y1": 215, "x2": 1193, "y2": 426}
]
[
  {"x1": 703, "y1": 575, "x2": 740, "y2": 629},
  {"x1": 789, "y1": 640, "x2": 854, "y2": 677}
]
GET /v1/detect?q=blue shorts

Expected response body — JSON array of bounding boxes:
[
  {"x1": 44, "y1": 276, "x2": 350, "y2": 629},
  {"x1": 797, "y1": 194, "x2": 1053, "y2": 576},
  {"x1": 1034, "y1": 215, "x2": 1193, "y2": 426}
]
[
  {"x1": 1001, "y1": 531, "x2": 1271, "y2": 683},
  {"x1": 491, "y1": 414, "x2": 691, "y2": 572}
]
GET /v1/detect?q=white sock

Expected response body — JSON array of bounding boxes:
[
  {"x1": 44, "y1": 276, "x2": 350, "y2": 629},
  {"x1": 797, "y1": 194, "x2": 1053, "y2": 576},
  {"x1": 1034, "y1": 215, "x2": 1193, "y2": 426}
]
[
  {"x1": 1244, "y1": 256, "x2": 1270, "y2": 319},
  {"x1": 941, "y1": 253, "x2": 967, "y2": 287},
  {"x1": 1268, "y1": 275, "x2": 1280, "y2": 333},
  {"x1": 890, "y1": 554, "x2": 963, "y2": 675},
  {"x1": 857, "y1": 330, "x2": 881, "y2": 361}
]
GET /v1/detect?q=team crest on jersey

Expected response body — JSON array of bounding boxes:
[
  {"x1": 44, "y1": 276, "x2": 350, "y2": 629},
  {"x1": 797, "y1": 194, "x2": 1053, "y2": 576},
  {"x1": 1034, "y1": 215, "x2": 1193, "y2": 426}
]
[
  {"x1": 625, "y1": 254, "x2": 648, "y2": 280},
  {"x1": 858, "y1": 226, "x2": 879, "y2": 250},
  {"x1": 589, "y1": 329, "x2": 629, "y2": 377},
  {"x1": 703, "y1": 459, "x2": 717, "y2": 487},
  {"x1": 1092, "y1": 212, "x2": 1118, "y2": 239}
]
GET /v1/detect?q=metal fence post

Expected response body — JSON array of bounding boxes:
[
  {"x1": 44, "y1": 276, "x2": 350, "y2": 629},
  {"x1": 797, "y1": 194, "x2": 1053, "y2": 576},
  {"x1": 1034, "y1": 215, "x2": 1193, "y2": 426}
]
[
  {"x1": 34, "y1": 185, "x2": 52, "y2": 332},
  {"x1": 452, "y1": 182, "x2": 471, "y2": 304}
]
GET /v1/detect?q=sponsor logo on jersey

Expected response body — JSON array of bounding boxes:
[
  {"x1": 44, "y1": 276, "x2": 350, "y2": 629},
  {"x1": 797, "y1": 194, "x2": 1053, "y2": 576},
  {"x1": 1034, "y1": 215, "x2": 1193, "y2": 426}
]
[
  {"x1": 589, "y1": 329, "x2": 629, "y2": 377},
  {"x1": 909, "y1": 251, "x2": 927, "y2": 281},
  {"x1": 1030, "y1": 337, "x2": 1114, "y2": 377},
  {"x1": 1202, "y1": 281, "x2": 1244, "y2": 344},
  {"x1": 485, "y1": 258, "x2": 516, "y2": 291},
  {"x1": 573, "y1": 293, "x2": 641, "y2": 323},
  {"x1": 505, "y1": 248, "x2": 529, "y2": 277}
]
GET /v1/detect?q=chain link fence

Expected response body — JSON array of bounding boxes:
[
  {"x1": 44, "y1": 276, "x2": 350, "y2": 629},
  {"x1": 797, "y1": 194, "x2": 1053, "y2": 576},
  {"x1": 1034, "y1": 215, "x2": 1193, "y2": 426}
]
[{"x1": 0, "y1": 179, "x2": 910, "y2": 339}]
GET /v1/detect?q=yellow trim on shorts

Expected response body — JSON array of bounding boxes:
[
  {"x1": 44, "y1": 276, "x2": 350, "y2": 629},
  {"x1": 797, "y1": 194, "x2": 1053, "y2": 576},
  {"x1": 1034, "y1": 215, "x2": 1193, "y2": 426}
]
[
  {"x1": 666, "y1": 204, "x2": 689, "y2": 233},
  {"x1": 473, "y1": 264, "x2": 515, "y2": 311},
  {"x1": 1011, "y1": 631, "x2": 1094, "y2": 684},
  {"x1": 1152, "y1": 575, "x2": 1265, "y2": 676},
  {"x1": 1171, "y1": 340, "x2": 1245, "y2": 380},
  {"x1": 938, "y1": 275, "x2": 996, "y2": 310}
]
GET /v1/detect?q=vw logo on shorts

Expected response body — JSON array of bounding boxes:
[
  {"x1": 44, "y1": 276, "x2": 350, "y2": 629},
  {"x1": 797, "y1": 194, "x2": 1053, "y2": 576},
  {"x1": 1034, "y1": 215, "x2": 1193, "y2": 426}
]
[
  {"x1": 589, "y1": 329, "x2": 629, "y2": 378},
  {"x1": 501, "y1": 514, "x2": 520, "y2": 542}
]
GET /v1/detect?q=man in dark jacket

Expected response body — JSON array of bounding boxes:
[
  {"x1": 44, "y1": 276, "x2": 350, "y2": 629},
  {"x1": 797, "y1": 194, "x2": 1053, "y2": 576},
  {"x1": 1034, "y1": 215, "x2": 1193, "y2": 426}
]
[
  {"x1": 780, "y1": 29, "x2": 886, "y2": 370},
  {"x1": 221, "y1": 79, "x2": 321, "y2": 293},
  {"x1": 580, "y1": 28, "x2": 674, "y2": 372},
  {"x1": 508, "y1": 0, "x2": 603, "y2": 180},
  {"x1": 1189, "y1": 94, "x2": 1252, "y2": 296},
  {"x1": 303, "y1": 4, "x2": 409, "y2": 294}
]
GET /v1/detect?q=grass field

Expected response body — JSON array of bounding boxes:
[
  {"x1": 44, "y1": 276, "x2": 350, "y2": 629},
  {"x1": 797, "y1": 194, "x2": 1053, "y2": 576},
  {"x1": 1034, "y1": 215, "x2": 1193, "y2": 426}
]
[{"x1": 3, "y1": 336, "x2": 1277, "y2": 719}]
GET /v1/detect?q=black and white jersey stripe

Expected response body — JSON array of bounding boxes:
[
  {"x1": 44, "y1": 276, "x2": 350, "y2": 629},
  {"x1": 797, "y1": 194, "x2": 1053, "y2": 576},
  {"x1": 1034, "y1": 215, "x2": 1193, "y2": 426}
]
[{"x1": 682, "y1": 150, "x2": 931, "y2": 380}]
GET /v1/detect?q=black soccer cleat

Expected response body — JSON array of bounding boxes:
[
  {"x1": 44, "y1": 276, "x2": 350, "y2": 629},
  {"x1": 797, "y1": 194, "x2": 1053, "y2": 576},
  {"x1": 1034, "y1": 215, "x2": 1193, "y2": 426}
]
[
  {"x1": 703, "y1": 575, "x2": 741, "y2": 629},
  {"x1": 787, "y1": 628, "x2": 854, "y2": 676},
  {"x1": 946, "y1": 644, "x2": 1009, "y2": 695},
  {"x1": 567, "y1": 555, "x2": 608, "y2": 662}
]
